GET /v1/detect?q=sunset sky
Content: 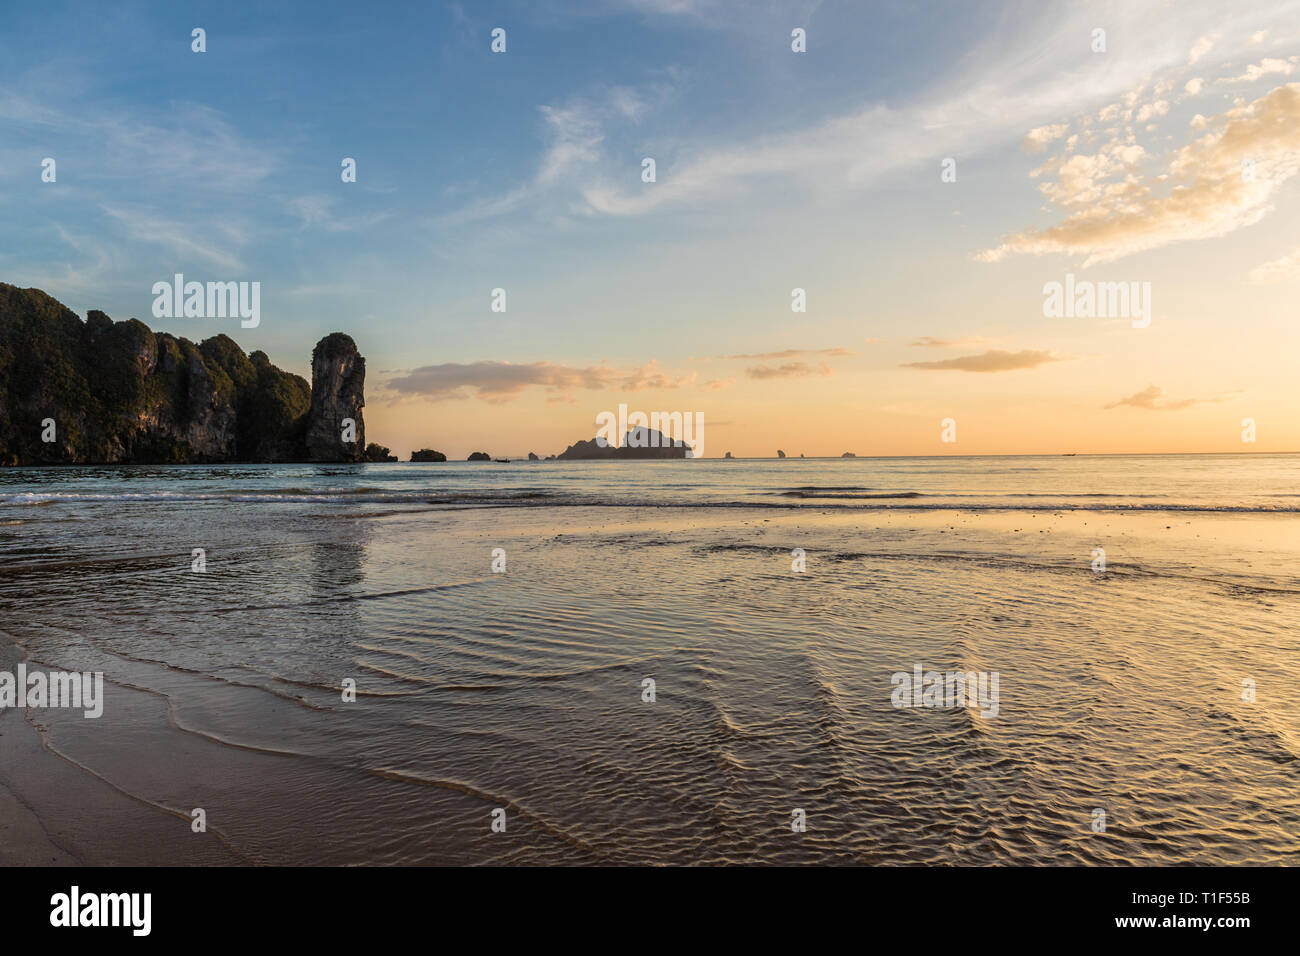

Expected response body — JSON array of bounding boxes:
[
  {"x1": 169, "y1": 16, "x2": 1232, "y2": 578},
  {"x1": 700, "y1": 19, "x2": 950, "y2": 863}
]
[{"x1": 2, "y1": 0, "x2": 1298, "y2": 457}]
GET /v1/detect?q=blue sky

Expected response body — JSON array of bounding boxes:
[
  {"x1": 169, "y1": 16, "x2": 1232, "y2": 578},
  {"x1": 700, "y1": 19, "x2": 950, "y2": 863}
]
[{"x1": 3, "y1": 1, "x2": 1299, "y2": 456}]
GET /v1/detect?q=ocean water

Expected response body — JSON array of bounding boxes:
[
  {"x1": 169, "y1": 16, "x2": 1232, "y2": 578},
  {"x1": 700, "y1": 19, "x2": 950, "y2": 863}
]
[{"x1": 1, "y1": 454, "x2": 1297, "y2": 865}]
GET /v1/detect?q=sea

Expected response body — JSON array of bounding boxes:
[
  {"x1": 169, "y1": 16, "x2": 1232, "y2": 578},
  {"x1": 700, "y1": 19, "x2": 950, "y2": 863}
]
[{"x1": 1, "y1": 454, "x2": 1297, "y2": 864}]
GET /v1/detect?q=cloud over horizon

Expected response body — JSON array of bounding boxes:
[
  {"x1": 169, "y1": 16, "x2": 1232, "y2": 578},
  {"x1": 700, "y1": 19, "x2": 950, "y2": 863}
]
[
  {"x1": 719, "y1": 347, "x2": 852, "y2": 360},
  {"x1": 1104, "y1": 384, "x2": 1228, "y2": 411},
  {"x1": 744, "y1": 361, "x2": 834, "y2": 380},
  {"x1": 907, "y1": 336, "x2": 998, "y2": 349},
  {"x1": 901, "y1": 349, "x2": 1063, "y2": 373},
  {"x1": 384, "y1": 358, "x2": 697, "y2": 402}
]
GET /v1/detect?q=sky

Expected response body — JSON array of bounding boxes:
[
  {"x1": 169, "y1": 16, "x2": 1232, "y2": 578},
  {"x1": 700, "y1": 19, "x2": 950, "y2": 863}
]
[{"x1": 2, "y1": 0, "x2": 1298, "y2": 458}]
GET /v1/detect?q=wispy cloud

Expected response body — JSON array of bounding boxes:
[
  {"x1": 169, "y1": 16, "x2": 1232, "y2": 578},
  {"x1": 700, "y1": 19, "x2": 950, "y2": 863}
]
[
  {"x1": 286, "y1": 196, "x2": 391, "y2": 233},
  {"x1": 902, "y1": 349, "x2": 1063, "y2": 372},
  {"x1": 907, "y1": 336, "x2": 998, "y2": 349},
  {"x1": 101, "y1": 205, "x2": 247, "y2": 272},
  {"x1": 719, "y1": 347, "x2": 851, "y2": 360},
  {"x1": 6, "y1": 225, "x2": 115, "y2": 298},
  {"x1": 1248, "y1": 243, "x2": 1300, "y2": 281},
  {"x1": 435, "y1": 83, "x2": 672, "y2": 227},
  {"x1": 744, "y1": 361, "x2": 832, "y2": 380},
  {"x1": 384, "y1": 358, "x2": 695, "y2": 402},
  {"x1": 1104, "y1": 384, "x2": 1229, "y2": 410},
  {"x1": 0, "y1": 89, "x2": 275, "y2": 192},
  {"x1": 604, "y1": 0, "x2": 825, "y2": 33}
]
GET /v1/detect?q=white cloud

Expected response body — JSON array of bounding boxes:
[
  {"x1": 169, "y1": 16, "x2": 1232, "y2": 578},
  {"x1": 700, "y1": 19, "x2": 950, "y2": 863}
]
[
  {"x1": 1188, "y1": 34, "x2": 1217, "y2": 64},
  {"x1": 1135, "y1": 100, "x2": 1170, "y2": 122},
  {"x1": 979, "y1": 82, "x2": 1300, "y2": 266},
  {"x1": 1023, "y1": 124, "x2": 1070, "y2": 153},
  {"x1": 1218, "y1": 57, "x2": 1297, "y2": 84},
  {"x1": 1248, "y1": 244, "x2": 1300, "y2": 281}
]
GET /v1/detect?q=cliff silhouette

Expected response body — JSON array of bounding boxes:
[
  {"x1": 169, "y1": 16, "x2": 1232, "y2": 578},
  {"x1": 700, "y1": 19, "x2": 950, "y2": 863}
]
[{"x1": 0, "y1": 283, "x2": 364, "y2": 465}]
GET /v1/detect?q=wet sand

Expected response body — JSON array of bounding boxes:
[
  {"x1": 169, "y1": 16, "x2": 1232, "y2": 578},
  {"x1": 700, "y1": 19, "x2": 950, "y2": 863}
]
[{"x1": 3, "y1": 497, "x2": 1298, "y2": 865}]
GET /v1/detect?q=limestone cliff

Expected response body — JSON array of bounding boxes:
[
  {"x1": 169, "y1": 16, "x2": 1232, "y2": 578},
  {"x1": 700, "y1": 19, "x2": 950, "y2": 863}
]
[
  {"x1": 305, "y1": 333, "x2": 365, "y2": 462},
  {"x1": 0, "y1": 283, "x2": 364, "y2": 465}
]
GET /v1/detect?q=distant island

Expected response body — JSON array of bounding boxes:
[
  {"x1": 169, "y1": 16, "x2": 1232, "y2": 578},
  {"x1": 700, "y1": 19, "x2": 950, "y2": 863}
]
[
  {"x1": 0, "y1": 283, "x2": 364, "y2": 465},
  {"x1": 552, "y1": 426, "x2": 691, "y2": 460},
  {"x1": 403, "y1": 426, "x2": 693, "y2": 463}
]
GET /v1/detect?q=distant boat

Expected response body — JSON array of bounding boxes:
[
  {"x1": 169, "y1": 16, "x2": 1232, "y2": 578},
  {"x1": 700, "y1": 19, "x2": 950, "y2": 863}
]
[{"x1": 494, "y1": 458, "x2": 511, "y2": 463}]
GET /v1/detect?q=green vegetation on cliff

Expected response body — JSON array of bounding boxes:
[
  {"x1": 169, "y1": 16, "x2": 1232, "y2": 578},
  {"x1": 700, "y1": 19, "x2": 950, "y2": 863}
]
[{"x1": 0, "y1": 283, "x2": 325, "y2": 465}]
